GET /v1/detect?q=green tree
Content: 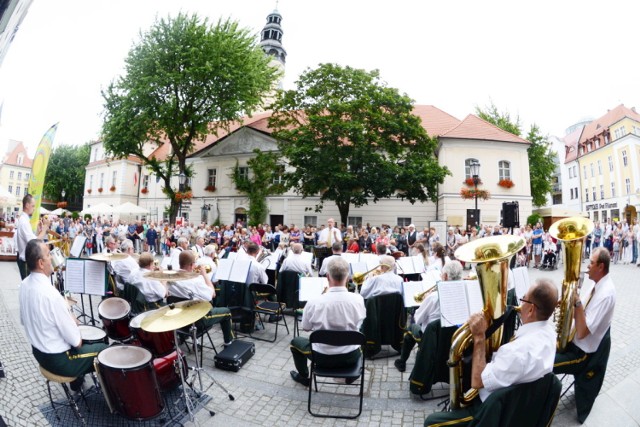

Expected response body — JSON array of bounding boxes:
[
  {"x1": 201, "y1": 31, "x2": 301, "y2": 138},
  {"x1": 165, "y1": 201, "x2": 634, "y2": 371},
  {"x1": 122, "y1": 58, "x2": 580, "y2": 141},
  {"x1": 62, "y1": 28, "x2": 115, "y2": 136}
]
[
  {"x1": 101, "y1": 13, "x2": 279, "y2": 222},
  {"x1": 475, "y1": 102, "x2": 556, "y2": 207},
  {"x1": 231, "y1": 150, "x2": 286, "y2": 226},
  {"x1": 43, "y1": 143, "x2": 90, "y2": 209},
  {"x1": 269, "y1": 63, "x2": 449, "y2": 225}
]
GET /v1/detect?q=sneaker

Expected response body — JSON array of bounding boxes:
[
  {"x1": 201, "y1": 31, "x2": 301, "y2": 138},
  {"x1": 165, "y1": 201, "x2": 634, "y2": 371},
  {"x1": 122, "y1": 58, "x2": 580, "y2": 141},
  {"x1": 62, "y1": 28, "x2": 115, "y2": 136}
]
[
  {"x1": 290, "y1": 370, "x2": 310, "y2": 387},
  {"x1": 223, "y1": 340, "x2": 234, "y2": 348},
  {"x1": 394, "y1": 359, "x2": 406, "y2": 372}
]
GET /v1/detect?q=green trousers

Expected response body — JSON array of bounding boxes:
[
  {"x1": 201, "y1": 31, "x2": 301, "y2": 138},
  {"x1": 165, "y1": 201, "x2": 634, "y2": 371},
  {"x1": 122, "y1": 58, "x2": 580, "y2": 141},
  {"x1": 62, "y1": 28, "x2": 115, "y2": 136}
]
[
  {"x1": 399, "y1": 323, "x2": 422, "y2": 363},
  {"x1": 553, "y1": 342, "x2": 589, "y2": 375},
  {"x1": 290, "y1": 336, "x2": 361, "y2": 378},
  {"x1": 33, "y1": 343, "x2": 108, "y2": 378},
  {"x1": 197, "y1": 307, "x2": 234, "y2": 344}
]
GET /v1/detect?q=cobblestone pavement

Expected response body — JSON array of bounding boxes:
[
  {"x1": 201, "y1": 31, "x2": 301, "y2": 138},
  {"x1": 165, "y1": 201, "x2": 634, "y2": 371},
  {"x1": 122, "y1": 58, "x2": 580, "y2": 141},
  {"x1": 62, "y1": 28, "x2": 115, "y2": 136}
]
[{"x1": 1, "y1": 259, "x2": 639, "y2": 426}]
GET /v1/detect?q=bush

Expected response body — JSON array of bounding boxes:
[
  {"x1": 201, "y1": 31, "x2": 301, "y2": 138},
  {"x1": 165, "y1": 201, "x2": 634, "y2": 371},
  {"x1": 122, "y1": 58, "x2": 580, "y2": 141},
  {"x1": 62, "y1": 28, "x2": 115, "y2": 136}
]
[
  {"x1": 527, "y1": 213, "x2": 542, "y2": 226},
  {"x1": 71, "y1": 211, "x2": 80, "y2": 220}
]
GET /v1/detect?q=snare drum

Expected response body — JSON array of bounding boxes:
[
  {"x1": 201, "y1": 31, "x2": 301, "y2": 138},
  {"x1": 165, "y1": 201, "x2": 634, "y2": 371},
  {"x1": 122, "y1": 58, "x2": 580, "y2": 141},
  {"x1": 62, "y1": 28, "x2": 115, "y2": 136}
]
[
  {"x1": 78, "y1": 325, "x2": 108, "y2": 345},
  {"x1": 51, "y1": 247, "x2": 65, "y2": 270},
  {"x1": 153, "y1": 350, "x2": 188, "y2": 391},
  {"x1": 96, "y1": 345, "x2": 164, "y2": 420},
  {"x1": 130, "y1": 311, "x2": 175, "y2": 357},
  {"x1": 98, "y1": 298, "x2": 132, "y2": 341}
]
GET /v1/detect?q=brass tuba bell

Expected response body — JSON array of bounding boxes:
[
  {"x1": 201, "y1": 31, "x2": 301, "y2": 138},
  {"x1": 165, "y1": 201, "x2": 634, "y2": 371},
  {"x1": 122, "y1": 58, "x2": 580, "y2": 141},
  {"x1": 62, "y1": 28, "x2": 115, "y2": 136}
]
[
  {"x1": 448, "y1": 234, "x2": 525, "y2": 409},
  {"x1": 549, "y1": 216, "x2": 594, "y2": 352}
]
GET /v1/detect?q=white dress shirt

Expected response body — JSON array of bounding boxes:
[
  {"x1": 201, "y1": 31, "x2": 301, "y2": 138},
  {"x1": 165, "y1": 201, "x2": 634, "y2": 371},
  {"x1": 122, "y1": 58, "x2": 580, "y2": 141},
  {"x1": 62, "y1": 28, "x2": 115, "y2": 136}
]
[
  {"x1": 169, "y1": 247, "x2": 184, "y2": 270},
  {"x1": 302, "y1": 287, "x2": 366, "y2": 355},
  {"x1": 130, "y1": 268, "x2": 166, "y2": 302},
  {"x1": 480, "y1": 320, "x2": 556, "y2": 401},
  {"x1": 413, "y1": 291, "x2": 440, "y2": 332},
  {"x1": 16, "y1": 213, "x2": 36, "y2": 261},
  {"x1": 360, "y1": 271, "x2": 403, "y2": 299},
  {"x1": 20, "y1": 272, "x2": 81, "y2": 353},
  {"x1": 574, "y1": 274, "x2": 616, "y2": 353},
  {"x1": 246, "y1": 260, "x2": 268, "y2": 285},
  {"x1": 168, "y1": 274, "x2": 214, "y2": 301},
  {"x1": 318, "y1": 227, "x2": 342, "y2": 247},
  {"x1": 195, "y1": 256, "x2": 218, "y2": 282},
  {"x1": 112, "y1": 255, "x2": 140, "y2": 289},
  {"x1": 280, "y1": 253, "x2": 312, "y2": 275},
  {"x1": 319, "y1": 254, "x2": 342, "y2": 276}
]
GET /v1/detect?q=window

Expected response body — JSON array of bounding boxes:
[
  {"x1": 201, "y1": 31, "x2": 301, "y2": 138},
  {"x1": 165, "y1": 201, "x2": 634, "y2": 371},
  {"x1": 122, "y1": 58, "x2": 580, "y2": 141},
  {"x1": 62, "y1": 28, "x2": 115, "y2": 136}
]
[
  {"x1": 303, "y1": 216, "x2": 317, "y2": 227},
  {"x1": 15, "y1": 186, "x2": 20, "y2": 196},
  {"x1": 590, "y1": 163, "x2": 594, "y2": 177},
  {"x1": 8, "y1": 185, "x2": 12, "y2": 194},
  {"x1": 23, "y1": 187, "x2": 27, "y2": 196},
  {"x1": 9, "y1": 171, "x2": 13, "y2": 179},
  {"x1": 592, "y1": 187, "x2": 596, "y2": 201},
  {"x1": 608, "y1": 156, "x2": 613, "y2": 172},
  {"x1": 568, "y1": 167, "x2": 573, "y2": 179},
  {"x1": 100, "y1": 173, "x2": 104, "y2": 188},
  {"x1": 498, "y1": 161, "x2": 511, "y2": 181},
  {"x1": 583, "y1": 165, "x2": 587, "y2": 179},
  {"x1": 142, "y1": 175, "x2": 149, "y2": 189},
  {"x1": 25, "y1": 173, "x2": 29, "y2": 181},
  {"x1": 569, "y1": 188, "x2": 574, "y2": 199},
  {"x1": 622, "y1": 150, "x2": 628, "y2": 166},
  {"x1": 573, "y1": 165, "x2": 577, "y2": 177},
  {"x1": 585, "y1": 188, "x2": 589, "y2": 202},
  {"x1": 397, "y1": 217, "x2": 412, "y2": 227},
  {"x1": 614, "y1": 127, "x2": 627, "y2": 139},
  {"x1": 17, "y1": 154, "x2": 23, "y2": 165},
  {"x1": 347, "y1": 216, "x2": 363, "y2": 227},
  {"x1": 17, "y1": 172, "x2": 22, "y2": 180},
  {"x1": 207, "y1": 169, "x2": 217, "y2": 188},
  {"x1": 238, "y1": 167, "x2": 249, "y2": 181},
  {"x1": 600, "y1": 185, "x2": 604, "y2": 199},
  {"x1": 89, "y1": 175, "x2": 93, "y2": 189},
  {"x1": 574, "y1": 187, "x2": 578, "y2": 199},
  {"x1": 597, "y1": 160, "x2": 602, "y2": 175},
  {"x1": 272, "y1": 165, "x2": 285, "y2": 185},
  {"x1": 111, "y1": 171, "x2": 117, "y2": 187},
  {"x1": 464, "y1": 158, "x2": 479, "y2": 179},
  {"x1": 611, "y1": 181, "x2": 616, "y2": 197},
  {"x1": 593, "y1": 211, "x2": 599, "y2": 222},
  {"x1": 626, "y1": 178, "x2": 631, "y2": 194}
]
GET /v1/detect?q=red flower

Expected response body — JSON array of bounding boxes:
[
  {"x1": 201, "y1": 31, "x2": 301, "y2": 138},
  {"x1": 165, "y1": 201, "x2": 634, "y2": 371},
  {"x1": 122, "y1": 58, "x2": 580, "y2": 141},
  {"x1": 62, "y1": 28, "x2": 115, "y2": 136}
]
[
  {"x1": 465, "y1": 177, "x2": 482, "y2": 186},
  {"x1": 498, "y1": 179, "x2": 514, "y2": 189},
  {"x1": 460, "y1": 187, "x2": 490, "y2": 200},
  {"x1": 87, "y1": 189, "x2": 92, "y2": 194},
  {"x1": 98, "y1": 187, "x2": 103, "y2": 193},
  {"x1": 141, "y1": 187, "x2": 149, "y2": 194},
  {"x1": 109, "y1": 186, "x2": 116, "y2": 192},
  {"x1": 205, "y1": 185, "x2": 216, "y2": 192}
]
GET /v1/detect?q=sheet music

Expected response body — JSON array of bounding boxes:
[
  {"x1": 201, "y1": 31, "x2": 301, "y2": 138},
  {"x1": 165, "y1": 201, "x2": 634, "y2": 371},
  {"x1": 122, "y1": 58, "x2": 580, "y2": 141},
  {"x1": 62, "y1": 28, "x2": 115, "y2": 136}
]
[
  {"x1": 350, "y1": 261, "x2": 368, "y2": 275},
  {"x1": 226, "y1": 252, "x2": 238, "y2": 261},
  {"x1": 511, "y1": 267, "x2": 530, "y2": 300},
  {"x1": 289, "y1": 251, "x2": 313, "y2": 265},
  {"x1": 160, "y1": 256, "x2": 171, "y2": 269},
  {"x1": 229, "y1": 259, "x2": 251, "y2": 283},
  {"x1": 438, "y1": 280, "x2": 470, "y2": 327},
  {"x1": 65, "y1": 259, "x2": 85, "y2": 293},
  {"x1": 465, "y1": 280, "x2": 484, "y2": 315},
  {"x1": 218, "y1": 249, "x2": 226, "y2": 259},
  {"x1": 403, "y1": 280, "x2": 431, "y2": 307},
  {"x1": 422, "y1": 269, "x2": 442, "y2": 284},
  {"x1": 70, "y1": 236, "x2": 86, "y2": 258},
  {"x1": 84, "y1": 260, "x2": 106, "y2": 296},
  {"x1": 299, "y1": 277, "x2": 329, "y2": 302},
  {"x1": 411, "y1": 255, "x2": 427, "y2": 274},
  {"x1": 360, "y1": 253, "x2": 379, "y2": 271},
  {"x1": 396, "y1": 256, "x2": 417, "y2": 274},
  {"x1": 341, "y1": 253, "x2": 359, "y2": 264},
  {"x1": 215, "y1": 259, "x2": 233, "y2": 281}
]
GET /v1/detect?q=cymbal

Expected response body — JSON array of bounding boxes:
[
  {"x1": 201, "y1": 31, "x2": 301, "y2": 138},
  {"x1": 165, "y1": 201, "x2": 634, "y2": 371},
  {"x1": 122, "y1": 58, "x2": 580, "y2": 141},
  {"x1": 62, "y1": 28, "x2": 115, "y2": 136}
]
[
  {"x1": 143, "y1": 270, "x2": 200, "y2": 282},
  {"x1": 89, "y1": 252, "x2": 129, "y2": 261},
  {"x1": 140, "y1": 300, "x2": 212, "y2": 332}
]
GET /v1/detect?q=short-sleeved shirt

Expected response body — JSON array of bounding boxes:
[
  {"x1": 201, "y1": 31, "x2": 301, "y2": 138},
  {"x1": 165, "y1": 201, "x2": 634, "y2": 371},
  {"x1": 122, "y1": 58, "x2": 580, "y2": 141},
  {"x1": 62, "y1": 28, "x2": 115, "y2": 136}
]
[
  {"x1": 574, "y1": 274, "x2": 616, "y2": 353},
  {"x1": 532, "y1": 228, "x2": 543, "y2": 245}
]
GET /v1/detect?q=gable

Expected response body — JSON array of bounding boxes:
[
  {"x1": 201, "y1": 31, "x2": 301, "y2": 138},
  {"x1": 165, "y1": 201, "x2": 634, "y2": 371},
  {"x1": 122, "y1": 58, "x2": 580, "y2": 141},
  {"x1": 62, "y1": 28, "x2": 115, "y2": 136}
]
[{"x1": 194, "y1": 127, "x2": 278, "y2": 158}]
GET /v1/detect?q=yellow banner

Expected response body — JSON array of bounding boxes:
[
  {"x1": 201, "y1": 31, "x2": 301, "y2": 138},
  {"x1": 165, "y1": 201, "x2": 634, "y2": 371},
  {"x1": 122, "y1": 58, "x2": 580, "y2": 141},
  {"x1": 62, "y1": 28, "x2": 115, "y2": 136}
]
[{"x1": 29, "y1": 124, "x2": 58, "y2": 231}]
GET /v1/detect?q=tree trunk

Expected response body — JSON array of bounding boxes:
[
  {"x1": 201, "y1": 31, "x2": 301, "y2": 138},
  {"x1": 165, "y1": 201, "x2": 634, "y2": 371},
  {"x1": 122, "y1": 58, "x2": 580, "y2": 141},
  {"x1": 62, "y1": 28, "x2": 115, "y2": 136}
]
[{"x1": 336, "y1": 200, "x2": 350, "y2": 228}]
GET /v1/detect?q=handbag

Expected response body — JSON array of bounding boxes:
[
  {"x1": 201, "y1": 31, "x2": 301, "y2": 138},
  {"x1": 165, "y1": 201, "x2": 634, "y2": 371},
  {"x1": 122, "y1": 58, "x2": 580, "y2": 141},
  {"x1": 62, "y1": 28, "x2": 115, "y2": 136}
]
[{"x1": 87, "y1": 242, "x2": 93, "y2": 249}]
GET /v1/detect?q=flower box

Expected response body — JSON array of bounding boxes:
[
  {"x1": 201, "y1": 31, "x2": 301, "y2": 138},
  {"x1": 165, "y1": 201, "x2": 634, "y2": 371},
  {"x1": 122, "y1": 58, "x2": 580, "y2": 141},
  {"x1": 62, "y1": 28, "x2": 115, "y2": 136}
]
[
  {"x1": 205, "y1": 185, "x2": 216, "y2": 192},
  {"x1": 498, "y1": 179, "x2": 514, "y2": 189},
  {"x1": 141, "y1": 187, "x2": 149, "y2": 194},
  {"x1": 87, "y1": 189, "x2": 92, "y2": 194},
  {"x1": 110, "y1": 186, "x2": 116, "y2": 192},
  {"x1": 57, "y1": 201, "x2": 68, "y2": 209},
  {"x1": 460, "y1": 187, "x2": 490, "y2": 200},
  {"x1": 98, "y1": 187, "x2": 103, "y2": 193},
  {"x1": 465, "y1": 177, "x2": 482, "y2": 186}
]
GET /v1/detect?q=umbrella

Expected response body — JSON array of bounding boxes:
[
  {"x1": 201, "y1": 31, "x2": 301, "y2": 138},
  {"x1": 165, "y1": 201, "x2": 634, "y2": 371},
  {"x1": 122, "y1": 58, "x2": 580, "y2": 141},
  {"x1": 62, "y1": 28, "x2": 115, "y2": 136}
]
[
  {"x1": 0, "y1": 185, "x2": 16, "y2": 208},
  {"x1": 50, "y1": 208, "x2": 69, "y2": 216},
  {"x1": 39, "y1": 206, "x2": 51, "y2": 214},
  {"x1": 81, "y1": 203, "x2": 115, "y2": 215},
  {"x1": 112, "y1": 202, "x2": 149, "y2": 215}
]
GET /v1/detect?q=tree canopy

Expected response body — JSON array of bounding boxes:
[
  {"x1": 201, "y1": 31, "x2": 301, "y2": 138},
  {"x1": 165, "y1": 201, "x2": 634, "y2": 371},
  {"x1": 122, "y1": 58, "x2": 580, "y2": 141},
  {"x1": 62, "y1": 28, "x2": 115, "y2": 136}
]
[
  {"x1": 101, "y1": 13, "x2": 279, "y2": 222},
  {"x1": 269, "y1": 63, "x2": 449, "y2": 225},
  {"x1": 475, "y1": 102, "x2": 556, "y2": 207},
  {"x1": 43, "y1": 143, "x2": 90, "y2": 209}
]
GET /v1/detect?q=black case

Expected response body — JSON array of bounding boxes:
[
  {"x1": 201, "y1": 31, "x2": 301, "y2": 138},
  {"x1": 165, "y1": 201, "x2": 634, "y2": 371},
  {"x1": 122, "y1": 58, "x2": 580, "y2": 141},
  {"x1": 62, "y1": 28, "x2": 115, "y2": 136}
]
[{"x1": 214, "y1": 340, "x2": 255, "y2": 372}]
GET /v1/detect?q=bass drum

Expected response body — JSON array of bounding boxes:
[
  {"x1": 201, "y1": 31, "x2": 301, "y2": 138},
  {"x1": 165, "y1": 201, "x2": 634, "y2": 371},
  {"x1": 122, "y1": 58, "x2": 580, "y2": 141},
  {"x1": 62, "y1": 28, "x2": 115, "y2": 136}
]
[
  {"x1": 98, "y1": 297, "x2": 132, "y2": 341},
  {"x1": 153, "y1": 350, "x2": 188, "y2": 391},
  {"x1": 96, "y1": 345, "x2": 164, "y2": 420},
  {"x1": 129, "y1": 310, "x2": 175, "y2": 357}
]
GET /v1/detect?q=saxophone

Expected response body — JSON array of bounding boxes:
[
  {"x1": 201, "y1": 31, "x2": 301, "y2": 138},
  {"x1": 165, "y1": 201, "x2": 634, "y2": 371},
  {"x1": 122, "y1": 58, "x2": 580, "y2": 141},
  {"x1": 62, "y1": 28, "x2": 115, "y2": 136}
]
[
  {"x1": 549, "y1": 216, "x2": 593, "y2": 351},
  {"x1": 448, "y1": 235, "x2": 525, "y2": 409}
]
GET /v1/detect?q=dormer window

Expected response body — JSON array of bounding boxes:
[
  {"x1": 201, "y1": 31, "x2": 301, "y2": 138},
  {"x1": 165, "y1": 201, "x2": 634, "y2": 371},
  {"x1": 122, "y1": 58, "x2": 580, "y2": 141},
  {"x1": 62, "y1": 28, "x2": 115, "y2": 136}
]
[{"x1": 17, "y1": 154, "x2": 23, "y2": 165}]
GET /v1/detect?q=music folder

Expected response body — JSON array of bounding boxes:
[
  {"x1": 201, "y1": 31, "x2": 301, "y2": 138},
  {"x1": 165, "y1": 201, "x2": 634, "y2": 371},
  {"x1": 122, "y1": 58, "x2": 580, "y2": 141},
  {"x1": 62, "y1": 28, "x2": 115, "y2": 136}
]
[
  {"x1": 298, "y1": 277, "x2": 329, "y2": 302},
  {"x1": 396, "y1": 255, "x2": 426, "y2": 275},
  {"x1": 437, "y1": 280, "x2": 483, "y2": 327},
  {"x1": 214, "y1": 258, "x2": 251, "y2": 283},
  {"x1": 403, "y1": 280, "x2": 435, "y2": 308},
  {"x1": 64, "y1": 258, "x2": 107, "y2": 296}
]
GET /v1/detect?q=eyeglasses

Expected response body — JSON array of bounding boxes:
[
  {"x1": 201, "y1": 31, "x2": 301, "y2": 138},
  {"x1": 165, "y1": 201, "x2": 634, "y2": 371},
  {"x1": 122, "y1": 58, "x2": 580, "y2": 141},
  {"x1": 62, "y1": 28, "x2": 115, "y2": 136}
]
[{"x1": 519, "y1": 298, "x2": 538, "y2": 309}]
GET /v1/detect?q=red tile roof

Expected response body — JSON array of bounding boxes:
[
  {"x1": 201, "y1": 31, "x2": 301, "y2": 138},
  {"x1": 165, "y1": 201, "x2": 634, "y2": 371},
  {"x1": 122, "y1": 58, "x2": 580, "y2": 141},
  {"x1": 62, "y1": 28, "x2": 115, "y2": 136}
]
[
  {"x1": 563, "y1": 126, "x2": 584, "y2": 164},
  {"x1": 411, "y1": 105, "x2": 461, "y2": 137},
  {"x1": 579, "y1": 104, "x2": 640, "y2": 144},
  {"x1": 440, "y1": 114, "x2": 529, "y2": 144},
  {"x1": 3, "y1": 141, "x2": 33, "y2": 167}
]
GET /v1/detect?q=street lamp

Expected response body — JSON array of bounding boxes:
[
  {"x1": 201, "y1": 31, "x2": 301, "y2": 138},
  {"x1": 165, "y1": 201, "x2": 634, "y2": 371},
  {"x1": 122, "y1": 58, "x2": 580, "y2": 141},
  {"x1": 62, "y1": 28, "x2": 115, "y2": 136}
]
[
  {"x1": 178, "y1": 172, "x2": 186, "y2": 220},
  {"x1": 61, "y1": 189, "x2": 66, "y2": 200},
  {"x1": 470, "y1": 160, "x2": 481, "y2": 227}
]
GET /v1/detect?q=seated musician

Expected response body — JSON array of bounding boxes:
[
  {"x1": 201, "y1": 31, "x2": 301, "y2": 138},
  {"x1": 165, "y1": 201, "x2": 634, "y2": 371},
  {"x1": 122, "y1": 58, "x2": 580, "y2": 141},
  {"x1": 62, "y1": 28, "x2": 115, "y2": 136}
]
[
  {"x1": 394, "y1": 260, "x2": 463, "y2": 372},
  {"x1": 425, "y1": 279, "x2": 557, "y2": 426},
  {"x1": 279, "y1": 243, "x2": 312, "y2": 276},
  {"x1": 19, "y1": 239, "x2": 108, "y2": 392},
  {"x1": 130, "y1": 252, "x2": 167, "y2": 304},
  {"x1": 554, "y1": 247, "x2": 615, "y2": 374},
  {"x1": 111, "y1": 240, "x2": 140, "y2": 290},
  {"x1": 103, "y1": 236, "x2": 119, "y2": 254},
  {"x1": 243, "y1": 242, "x2": 268, "y2": 285},
  {"x1": 318, "y1": 242, "x2": 343, "y2": 277},
  {"x1": 167, "y1": 250, "x2": 234, "y2": 346},
  {"x1": 169, "y1": 237, "x2": 189, "y2": 270},
  {"x1": 195, "y1": 244, "x2": 218, "y2": 282},
  {"x1": 289, "y1": 257, "x2": 366, "y2": 387},
  {"x1": 359, "y1": 255, "x2": 403, "y2": 299}
]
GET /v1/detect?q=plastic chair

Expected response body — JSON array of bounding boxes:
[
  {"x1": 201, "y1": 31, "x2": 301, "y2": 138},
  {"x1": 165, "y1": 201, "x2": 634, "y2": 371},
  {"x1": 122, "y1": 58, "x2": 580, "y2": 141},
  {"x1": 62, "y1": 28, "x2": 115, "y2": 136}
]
[
  {"x1": 308, "y1": 330, "x2": 366, "y2": 419},
  {"x1": 249, "y1": 283, "x2": 289, "y2": 342}
]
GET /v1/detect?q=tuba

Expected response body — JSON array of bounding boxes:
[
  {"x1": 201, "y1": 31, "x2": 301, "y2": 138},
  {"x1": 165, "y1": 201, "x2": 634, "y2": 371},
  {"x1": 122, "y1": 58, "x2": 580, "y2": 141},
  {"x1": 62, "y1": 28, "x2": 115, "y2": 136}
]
[
  {"x1": 448, "y1": 235, "x2": 525, "y2": 409},
  {"x1": 549, "y1": 216, "x2": 594, "y2": 352}
]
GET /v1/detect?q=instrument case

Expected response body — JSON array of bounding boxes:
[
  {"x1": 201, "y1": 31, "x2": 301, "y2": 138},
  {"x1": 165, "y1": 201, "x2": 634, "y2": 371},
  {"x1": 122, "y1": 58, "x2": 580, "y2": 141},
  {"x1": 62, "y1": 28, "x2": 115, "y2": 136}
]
[{"x1": 214, "y1": 340, "x2": 255, "y2": 372}]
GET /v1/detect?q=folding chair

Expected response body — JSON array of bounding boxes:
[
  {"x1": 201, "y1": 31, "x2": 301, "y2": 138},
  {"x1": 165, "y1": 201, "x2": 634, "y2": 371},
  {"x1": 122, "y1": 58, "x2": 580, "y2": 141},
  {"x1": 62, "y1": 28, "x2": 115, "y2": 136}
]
[
  {"x1": 249, "y1": 283, "x2": 289, "y2": 342},
  {"x1": 308, "y1": 330, "x2": 366, "y2": 419},
  {"x1": 360, "y1": 293, "x2": 406, "y2": 359}
]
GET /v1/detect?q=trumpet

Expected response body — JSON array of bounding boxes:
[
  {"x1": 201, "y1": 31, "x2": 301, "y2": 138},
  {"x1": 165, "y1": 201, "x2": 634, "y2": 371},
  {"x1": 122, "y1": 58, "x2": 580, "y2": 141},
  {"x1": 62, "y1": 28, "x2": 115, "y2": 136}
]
[
  {"x1": 352, "y1": 265, "x2": 381, "y2": 286},
  {"x1": 414, "y1": 284, "x2": 437, "y2": 304}
]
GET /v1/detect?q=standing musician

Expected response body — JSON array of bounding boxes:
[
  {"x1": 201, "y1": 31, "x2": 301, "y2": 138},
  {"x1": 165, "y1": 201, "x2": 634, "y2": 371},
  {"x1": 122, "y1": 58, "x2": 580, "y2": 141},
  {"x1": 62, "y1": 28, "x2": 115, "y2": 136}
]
[
  {"x1": 15, "y1": 194, "x2": 50, "y2": 280},
  {"x1": 289, "y1": 257, "x2": 366, "y2": 387},
  {"x1": 359, "y1": 255, "x2": 403, "y2": 299},
  {"x1": 425, "y1": 279, "x2": 557, "y2": 426},
  {"x1": 167, "y1": 250, "x2": 234, "y2": 346},
  {"x1": 20, "y1": 239, "x2": 108, "y2": 391},
  {"x1": 554, "y1": 247, "x2": 616, "y2": 373},
  {"x1": 394, "y1": 260, "x2": 463, "y2": 372}
]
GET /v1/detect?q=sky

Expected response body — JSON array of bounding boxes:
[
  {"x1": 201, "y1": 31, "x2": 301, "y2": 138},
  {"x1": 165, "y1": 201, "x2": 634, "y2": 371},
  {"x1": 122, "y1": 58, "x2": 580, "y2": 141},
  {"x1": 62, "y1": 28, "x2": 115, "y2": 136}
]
[{"x1": 1, "y1": 0, "x2": 639, "y2": 156}]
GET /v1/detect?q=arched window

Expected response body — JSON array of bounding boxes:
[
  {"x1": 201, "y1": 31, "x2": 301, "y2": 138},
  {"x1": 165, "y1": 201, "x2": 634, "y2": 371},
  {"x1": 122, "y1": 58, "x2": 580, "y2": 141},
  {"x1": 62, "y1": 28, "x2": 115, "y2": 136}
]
[
  {"x1": 464, "y1": 158, "x2": 479, "y2": 179},
  {"x1": 499, "y1": 160, "x2": 511, "y2": 181}
]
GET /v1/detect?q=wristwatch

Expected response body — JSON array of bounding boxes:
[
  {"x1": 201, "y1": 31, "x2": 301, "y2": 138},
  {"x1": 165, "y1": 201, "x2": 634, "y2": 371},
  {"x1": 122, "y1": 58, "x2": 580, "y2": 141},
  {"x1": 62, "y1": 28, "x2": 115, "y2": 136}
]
[{"x1": 574, "y1": 299, "x2": 582, "y2": 308}]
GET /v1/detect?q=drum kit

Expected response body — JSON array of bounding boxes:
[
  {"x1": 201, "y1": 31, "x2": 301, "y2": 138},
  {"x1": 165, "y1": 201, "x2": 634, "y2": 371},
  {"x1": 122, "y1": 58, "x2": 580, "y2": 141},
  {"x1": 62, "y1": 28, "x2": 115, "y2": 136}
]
[{"x1": 91, "y1": 299, "x2": 232, "y2": 422}]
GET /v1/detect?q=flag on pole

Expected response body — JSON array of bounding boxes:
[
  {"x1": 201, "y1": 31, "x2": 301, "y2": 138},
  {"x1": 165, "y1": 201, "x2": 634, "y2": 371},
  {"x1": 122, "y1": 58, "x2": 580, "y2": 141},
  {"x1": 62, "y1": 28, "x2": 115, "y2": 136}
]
[
  {"x1": 133, "y1": 172, "x2": 138, "y2": 187},
  {"x1": 29, "y1": 123, "x2": 58, "y2": 231}
]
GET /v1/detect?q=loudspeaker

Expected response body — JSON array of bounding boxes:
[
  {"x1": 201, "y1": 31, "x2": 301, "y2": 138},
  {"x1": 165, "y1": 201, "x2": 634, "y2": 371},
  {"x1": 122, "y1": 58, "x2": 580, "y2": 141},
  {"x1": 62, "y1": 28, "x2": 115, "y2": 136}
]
[{"x1": 503, "y1": 202, "x2": 519, "y2": 228}]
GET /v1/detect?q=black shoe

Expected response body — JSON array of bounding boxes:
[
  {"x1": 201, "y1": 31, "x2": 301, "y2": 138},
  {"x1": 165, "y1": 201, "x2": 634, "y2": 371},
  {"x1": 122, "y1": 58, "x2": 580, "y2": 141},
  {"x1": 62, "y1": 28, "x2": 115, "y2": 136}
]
[
  {"x1": 290, "y1": 371, "x2": 310, "y2": 387},
  {"x1": 70, "y1": 376, "x2": 85, "y2": 392},
  {"x1": 394, "y1": 359, "x2": 406, "y2": 372},
  {"x1": 268, "y1": 315, "x2": 283, "y2": 323},
  {"x1": 345, "y1": 376, "x2": 359, "y2": 385}
]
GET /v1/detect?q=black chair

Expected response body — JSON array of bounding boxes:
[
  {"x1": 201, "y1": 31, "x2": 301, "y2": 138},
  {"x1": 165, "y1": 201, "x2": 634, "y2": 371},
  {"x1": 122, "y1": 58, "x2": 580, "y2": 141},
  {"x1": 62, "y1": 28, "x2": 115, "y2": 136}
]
[
  {"x1": 249, "y1": 283, "x2": 289, "y2": 342},
  {"x1": 425, "y1": 372, "x2": 562, "y2": 427},
  {"x1": 277, "y1": 270, "x2": 300, "y2": 310},
  {"x1": 308, "y1": 330, "x2": 366, "y2": 419},
  {"x1": 409, "y1": 319, "x2": 457, "y2": 397},
  {"x1": 166, "y1": 296, "x2": 218, "y2": 363},
  {"x1": 122, "y1": 282, "x2": 153, "y2": 315},
  {"x1": 360, "y1": 293, "x2": 406, "y2": 359}
]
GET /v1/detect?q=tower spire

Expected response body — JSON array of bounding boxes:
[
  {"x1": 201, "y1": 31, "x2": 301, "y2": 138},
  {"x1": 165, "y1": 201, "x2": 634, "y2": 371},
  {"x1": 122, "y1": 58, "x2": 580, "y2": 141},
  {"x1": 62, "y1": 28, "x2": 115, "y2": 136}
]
[{"x1": 259, "y1": 8, "x2": 286, "y2": 65}]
